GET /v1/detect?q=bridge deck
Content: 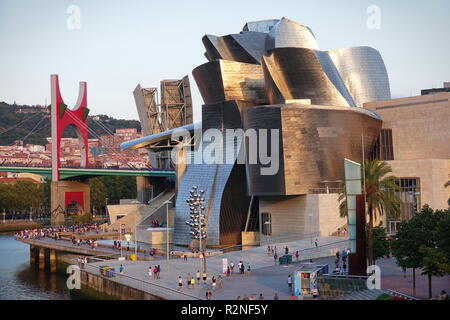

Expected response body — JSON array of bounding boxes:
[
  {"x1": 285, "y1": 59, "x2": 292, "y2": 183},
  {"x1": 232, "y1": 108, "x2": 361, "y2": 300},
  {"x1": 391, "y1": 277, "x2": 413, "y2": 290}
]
[{"x1": 0, "y1": 166, "x2": 175, "y2": 179}]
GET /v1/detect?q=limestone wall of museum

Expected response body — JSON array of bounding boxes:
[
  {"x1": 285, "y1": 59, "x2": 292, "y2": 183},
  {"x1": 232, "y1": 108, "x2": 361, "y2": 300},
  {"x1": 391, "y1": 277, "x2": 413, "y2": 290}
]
[
  {"x1": 258, "y1": 194, "x2": 346, "y2": 242},
  {"x1": 387, "y1": 159, "x2": 450, "y2": 211},
  {"x1": 364, "y1": 92, "x2": 450, "y2": 161}
]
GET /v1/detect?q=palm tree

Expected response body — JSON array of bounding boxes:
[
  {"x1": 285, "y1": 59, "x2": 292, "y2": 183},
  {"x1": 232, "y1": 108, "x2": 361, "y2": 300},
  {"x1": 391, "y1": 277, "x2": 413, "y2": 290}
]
[
  {"x1": 445, "y1": 174, "x2": 450, "y2": 206},
  {"x1": 338, "y1": 159, "x2": 401, "y2": 266}
]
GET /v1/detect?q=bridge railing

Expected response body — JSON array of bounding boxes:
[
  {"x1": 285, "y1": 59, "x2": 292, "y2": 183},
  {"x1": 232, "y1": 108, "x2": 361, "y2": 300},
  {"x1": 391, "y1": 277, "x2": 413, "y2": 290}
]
[
  {"x1": 78, "y1": 260, "x2": 202, "y2": 300},
  {"x1": 0, "y1": 163, "x2": 174, "y2": 172}
]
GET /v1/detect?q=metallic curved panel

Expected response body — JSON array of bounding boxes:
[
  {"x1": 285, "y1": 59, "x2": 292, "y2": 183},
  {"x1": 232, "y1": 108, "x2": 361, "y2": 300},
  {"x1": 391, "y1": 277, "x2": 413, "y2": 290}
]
[
  {"x1": 328, "y1": 46, "x2": 391, "y2": 107},
  {"x1": 243, "y1": 19, "x2": 279, "y2": 33},
  {"x1": 120, "y1": 123, "x2": 197, "y2": 151},
  {"x1": 315, "y1": 50, "x2": 356, "y2": 107},
  {"x1": 192, "y1": 59, "x2": 267, "y2": 105},
  {"x1": 174, "y1": 101, "x2": 250, "y2": 246},
  {"x1": 243, "y1": 103, "x2": 382, "y2": 196},
  {"x1": 202, "y1": 35, "x2": 256, "y2": 64},
  {"x1": 266, "y1": 18, "x2": 319, "y2": 51},
  {"x1": 262, "y1": 48, "x2": 352, "y2": 106}
]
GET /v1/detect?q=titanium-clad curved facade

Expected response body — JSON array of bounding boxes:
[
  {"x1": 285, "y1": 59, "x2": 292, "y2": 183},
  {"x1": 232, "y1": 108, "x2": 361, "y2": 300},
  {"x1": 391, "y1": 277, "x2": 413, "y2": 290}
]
[
  {"x1": 171, "y1": 17, "x2": 391, "y2": 246},
  {"x1": 262, "y1": 48, "x2": 353, "y2": 107},
  {"x1": 266, "y1": 17, "x2": 319, "y2": 51},
  {"x1": 244, "y1": 103, "x2": 382, "y2": 196},
  {"x1": 199, "y1": 18, "x2": 390, "y2": 109},
  {"x1": 192, "y1": 59, "x2": 267, "y2": 105},
  {"x1": 328, "y1": 46, "x2": 391, "y2": 107},
  {"x1": 173, "y1": 100, "x2": 250, "y2": 246}
]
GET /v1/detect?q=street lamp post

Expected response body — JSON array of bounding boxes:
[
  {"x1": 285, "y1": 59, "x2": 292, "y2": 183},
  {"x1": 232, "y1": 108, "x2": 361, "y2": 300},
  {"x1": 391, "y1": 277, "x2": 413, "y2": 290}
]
[
  {"x1": 185, "y1": 186, "x2": 207, "y2": 275},
  {"x1": 163, "y1": 200, "x2": 173, "y2": 273}
]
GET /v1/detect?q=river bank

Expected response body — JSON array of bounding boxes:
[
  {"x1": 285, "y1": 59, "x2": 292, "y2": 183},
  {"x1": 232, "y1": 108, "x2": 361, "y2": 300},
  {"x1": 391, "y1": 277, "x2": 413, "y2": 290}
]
[{"x1": 0, "y1": 221, "x2": 43, "y2": 233}]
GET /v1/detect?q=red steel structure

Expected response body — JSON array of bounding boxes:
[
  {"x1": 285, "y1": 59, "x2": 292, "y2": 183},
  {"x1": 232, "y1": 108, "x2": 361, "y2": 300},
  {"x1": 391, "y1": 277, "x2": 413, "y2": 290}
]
[{"x1": 50, "y1": 74, "x2": 89, "y2": 182}]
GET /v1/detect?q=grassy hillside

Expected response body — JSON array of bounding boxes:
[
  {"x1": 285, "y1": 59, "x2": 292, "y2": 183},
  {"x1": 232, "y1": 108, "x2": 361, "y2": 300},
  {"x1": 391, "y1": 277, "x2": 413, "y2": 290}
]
[{"x1": 0, "y1": 102, "x2": 141, "y2": 145}]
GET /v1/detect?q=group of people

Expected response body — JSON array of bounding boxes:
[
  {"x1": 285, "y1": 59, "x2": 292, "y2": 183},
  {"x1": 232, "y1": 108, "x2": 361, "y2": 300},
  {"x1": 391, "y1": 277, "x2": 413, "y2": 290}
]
[
  {"x1": 149, "y1": 219, "x2": 164, "y2": 228},
  {"x1": 337, "y1": 227, "x2": 348, "y2": 237},
  {"x1": 236, "y1": 293, "x2": 278, "y2": 300},
  {"x1": 225, "y1": 260, "x2": 251, "y2": 277},
  {"x1": 334, "y1": 248, "x2": 350, "y2": 274},
  {"x1": 77, "y1": 256, "x2": 88, "y2": 269},
  {"x1": 16, "y1": 223, "x2": 101, "y2": 241},
  {"x1": 147, "y1": 265, "x2": 161, "y2": 279},
  {"x1": 72, "y1": 237, "x2": 97, "y2": 249}
]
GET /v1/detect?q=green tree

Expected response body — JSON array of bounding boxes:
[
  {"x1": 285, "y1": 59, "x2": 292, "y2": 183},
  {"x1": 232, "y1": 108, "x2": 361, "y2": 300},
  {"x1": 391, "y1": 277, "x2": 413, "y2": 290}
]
[
  {"x1": 420, "y1": 247, "x2": 450, "y2": 299},
  {"x1": 437, "y1": 214, "x2": 450, "y2": 260},
  {"x1": 392, "y1": 205, "x2": 449, "y2": 297},
  {"x1": 90, "y1": 177, "x2": 107, "y2": 215},
  {"x1": 339, "y1": 159, "x2": 401, "y2": 266},
  {"x1": 367, "y1": 224, "x2": 390, "y2": 263}
]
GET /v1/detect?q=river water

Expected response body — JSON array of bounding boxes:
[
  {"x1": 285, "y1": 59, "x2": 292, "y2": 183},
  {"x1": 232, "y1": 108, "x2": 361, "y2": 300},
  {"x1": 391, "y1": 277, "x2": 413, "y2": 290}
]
[{"x1": 0, "y1": 233, "x2": 78, "y2": 300}]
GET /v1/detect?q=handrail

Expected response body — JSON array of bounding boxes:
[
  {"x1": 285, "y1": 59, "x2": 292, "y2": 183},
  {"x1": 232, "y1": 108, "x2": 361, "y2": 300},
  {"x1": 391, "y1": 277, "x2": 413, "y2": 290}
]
[
  {"x1": 77, "y1": 259, "x2": 202, "y2": 300},
  {"x1": 386, "y1": 289, "x2": 420, "y2": 300}
]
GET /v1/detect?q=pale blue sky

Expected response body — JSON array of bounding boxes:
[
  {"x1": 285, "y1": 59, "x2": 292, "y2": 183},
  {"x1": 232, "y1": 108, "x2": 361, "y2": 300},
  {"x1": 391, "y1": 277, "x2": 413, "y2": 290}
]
[{"x1": 0, "y1": 0, "x2": 449, "y2": 121}]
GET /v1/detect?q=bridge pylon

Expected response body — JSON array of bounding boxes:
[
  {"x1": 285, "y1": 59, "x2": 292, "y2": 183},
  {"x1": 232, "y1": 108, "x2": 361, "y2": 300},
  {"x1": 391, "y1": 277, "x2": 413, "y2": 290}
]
[{"x1": 50, "y1": 75, "x2": 91, "y2": 225}]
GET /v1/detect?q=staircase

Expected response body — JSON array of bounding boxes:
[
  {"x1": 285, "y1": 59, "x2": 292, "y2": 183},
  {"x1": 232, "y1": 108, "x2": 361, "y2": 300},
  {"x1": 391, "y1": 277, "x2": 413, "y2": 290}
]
[
  {"x1": 334, "y1": 289, "x2": 386, "y2": 300},
  {"x1": 104, "y1": 190, "x2": 175, "y2": 233}
]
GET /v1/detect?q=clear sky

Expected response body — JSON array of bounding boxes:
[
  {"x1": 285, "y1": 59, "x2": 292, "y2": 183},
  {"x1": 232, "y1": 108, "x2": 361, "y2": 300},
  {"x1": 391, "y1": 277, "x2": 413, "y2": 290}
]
[{"x1": 0, "y1": 0, "x2": 449, "y2": 121}]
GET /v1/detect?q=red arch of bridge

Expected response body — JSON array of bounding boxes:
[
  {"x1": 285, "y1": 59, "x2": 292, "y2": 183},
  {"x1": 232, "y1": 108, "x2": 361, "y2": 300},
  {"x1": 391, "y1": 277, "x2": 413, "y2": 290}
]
[{"x1": 51, "y1": 74, "x2": 89, "y2": 181}]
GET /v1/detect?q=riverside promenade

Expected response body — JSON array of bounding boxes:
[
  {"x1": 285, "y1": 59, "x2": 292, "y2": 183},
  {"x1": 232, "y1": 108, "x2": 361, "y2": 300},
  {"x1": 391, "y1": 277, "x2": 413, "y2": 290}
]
[{"x1": 80, "y1": 236, "x2": 348, "y2": 300}]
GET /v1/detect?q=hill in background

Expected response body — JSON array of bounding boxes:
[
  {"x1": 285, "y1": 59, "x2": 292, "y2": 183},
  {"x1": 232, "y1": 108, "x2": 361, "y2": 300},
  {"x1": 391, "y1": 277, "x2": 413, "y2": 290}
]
[{"x1": 0, "y1": 101, "x2": 141, "y2": 145}]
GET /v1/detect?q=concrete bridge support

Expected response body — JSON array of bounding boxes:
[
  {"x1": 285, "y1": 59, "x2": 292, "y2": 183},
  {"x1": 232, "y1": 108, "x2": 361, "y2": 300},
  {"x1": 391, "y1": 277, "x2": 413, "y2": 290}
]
[
  {"x1": 30, "y1": 245, "x2": 36, "y2": 265},
  {"x1": 136, "y1": 176, "x2": 152, "y2": 204},
  {"x1": 49, "y1": 249, "x2": 57, "y2": 273},
  {"x1": 51, "y1": 180, "x2": 91, "y2": 225},
  {"x1": 38, "y1": 247, "x2": 45, "y2": 270}
]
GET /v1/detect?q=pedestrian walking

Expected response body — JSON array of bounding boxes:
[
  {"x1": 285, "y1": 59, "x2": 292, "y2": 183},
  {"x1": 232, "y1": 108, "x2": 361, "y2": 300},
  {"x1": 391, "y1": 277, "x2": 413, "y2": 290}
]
[
  {"x1": 240, "y1": 262, "x2": 245, "y2": 275},
  {"x1": 212, "y1": 276, "x2": 217, "y2": 291},
  {"x1": 273, "y1": 293, "x2": 279, "y2": 300},
  {"x1": 230, "y1": 261, "x2": 235, "y2": 274},
  {"x1": 206, "y1": 290, "x2": 212, "y2": 300},
  {"x1": 190, "y1": 277, "x2": 195, "y2": 288},
  {"x1": 258, "y1": 293, "x2": 264, "y2": 300},
  {"x1": 187, "y1": 273, "x2": 192, "y2": 288},
  {"x1": 202, "y1": 271, "x2": 207, "y2": 283},
  {"x1": 218, "y1": 276, "x2": 223, "y2": 291},
  {"x1": 274, "y1": 252, "x2": 278, "y2": 264},
  {"x1": 314, "y1": 238, "x2": 318, "y2": 247},
  {"x1": 267, "y1": 245, "x2": 271, "y2": 256},
  {"x1": 196, "y1": 270, "x2": 201, "y2": 282},
  {"x1": 285, "y1": 246, "x2": 289, "y2": 255},
  {"x1": 119, "y1": 264, "x2": 124, "y2": 274},
  {"x1": 247, "y1": 264, "x2": 251, "y2": 275},
  {"x1": 295, "y1": 251, "x2": 299, "y2": 262},
  {"x1": 226, "y1": 266, "x2": 231, "y2": 278},
  {"x1": 312, "y1": 286, "x2": 319, "y2": 299},
  {"x1": 157, "y1": 265, "x2": 161, "y2": 279},
  {"x1": 287, "y1": 275, "x2": 293, "y2": 292},
  {"x1": 148, "y1": 266, "x2": 153, "y2": 279},
  {"x1": 177, "y1": 276, "x2": 183, "y2": 291}
]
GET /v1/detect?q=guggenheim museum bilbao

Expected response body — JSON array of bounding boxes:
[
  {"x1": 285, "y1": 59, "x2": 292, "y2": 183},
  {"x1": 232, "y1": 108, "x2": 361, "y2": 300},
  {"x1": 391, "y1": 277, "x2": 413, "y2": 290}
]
[{"x1": 121, "y1": 18, "x2": 450, "y2": 248}]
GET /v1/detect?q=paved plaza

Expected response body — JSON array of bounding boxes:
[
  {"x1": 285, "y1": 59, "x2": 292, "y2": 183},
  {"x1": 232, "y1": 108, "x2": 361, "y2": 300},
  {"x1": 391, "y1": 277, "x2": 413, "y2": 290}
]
[{"x1": 84, "y1": 236, "x2": 348, "y2": 300}]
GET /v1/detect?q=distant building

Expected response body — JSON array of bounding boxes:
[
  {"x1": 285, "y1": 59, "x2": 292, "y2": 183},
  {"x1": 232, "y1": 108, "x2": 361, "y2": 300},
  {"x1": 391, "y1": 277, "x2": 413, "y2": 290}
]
[
  {"x1": 421, "y1": 82, "x2": 450, "y2": 95},
  {"x1": 365, "y1": 88, "x2": 450, "y2": 233}
]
